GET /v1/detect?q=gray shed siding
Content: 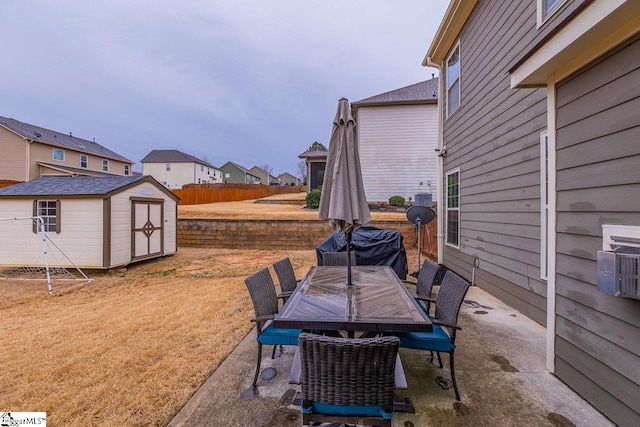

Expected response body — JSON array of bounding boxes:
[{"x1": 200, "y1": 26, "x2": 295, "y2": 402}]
[
  {"x1": 554, "y1": 35, "x2": 640, "y2": 426},
  {"x1": 441, "y1": 0, "x2": 547, "y2": 324}
]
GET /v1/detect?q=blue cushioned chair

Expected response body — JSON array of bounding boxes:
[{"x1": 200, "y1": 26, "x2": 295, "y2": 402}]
[
  {"x1": 398, "y1": 270, "x2": 470, "y2": 400},
  {"x1": 244, "y1": 267, "x2": 301, "y2": 388},
  {"x1": 298, "y1": 332, "x2": 399, "y2": 427}
]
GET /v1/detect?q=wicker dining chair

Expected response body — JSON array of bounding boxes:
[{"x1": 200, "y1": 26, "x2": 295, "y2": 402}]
[
  {"x1": 272, "y1": 257, "x2": 299, "y2": 303},
  {"x1": 403, "y1": 259, "x2": 448, "y2": 315},
  {"x1": 397, "y1": 270, "x2": 470, "y2": 401},
  {"x1": 244, "y1": 267, "x2": 301, "y2": 388},
  {"x1": 321, "y1": 251, "x2": 357, "y2": 266},
  {"x1": 298, "y1": 332, "x2": 399, "y2": 427}
]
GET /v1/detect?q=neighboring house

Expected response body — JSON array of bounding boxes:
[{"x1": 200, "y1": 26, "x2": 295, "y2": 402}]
[
  {"x1": 426, "y1": 1, "x2": 640, "y2": 424},
  {"x1": 0, "y1": 115, "x2": 133, "y2": 181},
  {"x1": 141, "y1": 149, "x2": 222, "y2": 189},
  {"x1": 352, "y1": 78, "x2": 439, "y2": 203},
  {"x1": 277, "y1": 172, "x2": 301, "y2": 186},
  {"x1": 249, "y1": 166, "x2": 280, "y2": 185},
  {"x1": 0, "y1": 175, "x2": 179, "y2": 269},
  {"x1": 298, "y1": 150, "x2": 327, "y2": 192},
  {"x1": 219, "y1": 161, "x2": 260, "y2": 184}
]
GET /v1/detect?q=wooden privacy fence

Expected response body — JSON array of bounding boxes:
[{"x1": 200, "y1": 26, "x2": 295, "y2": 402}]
[{"x1": 172, "y1": 184, "x2": 305, "y2": 205}]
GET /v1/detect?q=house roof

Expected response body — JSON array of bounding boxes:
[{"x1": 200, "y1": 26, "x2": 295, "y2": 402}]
[
  {"x1": 221, "y1": 161, "x2": 257, "y2": 176},
  {"x1": 0, "y1": 115, "x2": 133, "y2": 164},
  {"x1": 298, "y1": 150, "x2": 328, "y2": 160},
  {"x1": 352, "y1": 78, "x2": 439, "y2": 108},
  {"x1": 36, "y1": 162, "x2": 120, "y2": 177},
  {"x1": 141, "y1": 149, "x2": 218, "y2": 169},
  {"x1": 277, "y1": 172, "x2": 297, "y2": 180},
  {"x1": 423, "y1": 0, "x2": 478, "y2": 66},
  {"x1": 249, "y1": 166, "x2": 278, "y2": 181},
  {"x1": 0, "y1": 175, "x2": 179, "y2": 201}
]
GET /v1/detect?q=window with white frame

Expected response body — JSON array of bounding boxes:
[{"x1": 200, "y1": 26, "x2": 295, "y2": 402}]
[
  {"x1": 124, "y1": 164, "x2": 130, "y2": 176},
  {"x1": 446, "y1": 43, "x2": 461, "y2": 118},
  {"x1": 102, "y1": 159, "x2": 109, "y2": 172},
  {"x1": 540, "y1": 131, "x2": 549, "y2": 279},
  {"x1": 80, "y1": 154, "x2": 88, "y2": 168},
  {"x1": 166, "y1": 163, "x2": 171, "y2": 172},
  {"x1": 35, "y1": 200, "x2": 58, "y2": 233},
  {"x1": 53, "y1": 148, "x2": 65, "y2": 161},
  {"x1": 446, "y1": 169, "x2": 460, "y2": 247},
  {"x1": 537, "y1": 0, "x2": 566, "y2": 26}
]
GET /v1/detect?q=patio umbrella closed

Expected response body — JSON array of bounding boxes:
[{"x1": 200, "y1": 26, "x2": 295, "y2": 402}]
[{"x1": 318, "y1": 98, "x2": 371, "y2": 285}]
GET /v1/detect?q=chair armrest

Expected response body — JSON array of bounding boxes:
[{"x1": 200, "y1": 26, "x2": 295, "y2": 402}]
[
  {"x1": 432, "y1": 319, "x2": 461, "y2": 330},
  {"x1": 289, "y1": 347, "x2": 301, "y2": 384},
  {"x1": 415, "y1": 296, "x2": 435, "y2": 303},
  {"x1": 251, "y1": 314, "x2": 275, "y2": 323},
  {"x1": 277, "y1": 291, "x2": 293, "y2": 300},
  {"x1": 402, "y1": 279, "x2": 417, "y2": 286},
  {"x1": 394, "y1": 353, "x2": 408, "y2": 389}
]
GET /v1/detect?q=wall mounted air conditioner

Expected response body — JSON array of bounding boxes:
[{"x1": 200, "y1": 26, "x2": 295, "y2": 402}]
[{"x1": 596, "y1": 225, "x2": 640, "y2": 299}]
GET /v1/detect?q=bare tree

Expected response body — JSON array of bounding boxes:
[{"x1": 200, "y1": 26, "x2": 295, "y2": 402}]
[
  {"x1": 261, "y1": 163, "x2": 274, "y2": 177},
  {"x1": 296, "y1": 159, "x2": 307, "y2": 183}
]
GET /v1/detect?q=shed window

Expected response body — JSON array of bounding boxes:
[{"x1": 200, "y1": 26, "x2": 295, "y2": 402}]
[
  {"x1": 102, "y1": 159, "x2": 109, "y2": 172},
  {"x1": 34, "y1": 200, "x2": 60, "y2": 233},
  {"x1": 124, "y1": 164, "x2": 130, "y2": 176},
  {"x1": 53, "y1": 148, "x2": 65, "y2": 161},
  {"x1": 80, "y1": 155, "x2": 88, "y2": 168},
  {"x1": 166, "y1": 163, "x2": 171, "y2": 172},
  {"x1": 446, "y1": 169, "x2": 460, "y2": 248},
  {"x1": 446, "y1": 43, "x2": 460, "y2": 118}
]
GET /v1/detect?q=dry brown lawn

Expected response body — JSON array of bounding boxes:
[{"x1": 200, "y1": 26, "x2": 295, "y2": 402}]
[
  {"x1": 178, "y1": 192, "x2": 407, "y2": 221},
  {"x1": 1, "y1": 194, "x2": 415, "y2": 426},
  {"x1": 0, "y1": 248, "x2": 318, "y2": 427}
]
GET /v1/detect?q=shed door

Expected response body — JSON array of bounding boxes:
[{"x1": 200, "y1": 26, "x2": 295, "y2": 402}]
[{"x1": 132, "y1": 200, "x2": 164, "y2": 260}]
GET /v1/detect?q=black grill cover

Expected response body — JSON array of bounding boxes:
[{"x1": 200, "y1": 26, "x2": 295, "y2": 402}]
[{"x1": 316, "y1": 226, "x2": 408, "y2": 280}]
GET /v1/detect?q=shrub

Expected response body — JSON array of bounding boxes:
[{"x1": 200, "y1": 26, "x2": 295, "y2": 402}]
[
  {"x1": 388, "y1": 195, "x2": 405, "y2": 207},
  {"x1": 306, "y1": 189, "x2": 322, "y2": 209}
]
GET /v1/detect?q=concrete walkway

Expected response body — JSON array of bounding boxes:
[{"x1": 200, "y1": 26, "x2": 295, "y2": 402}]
[{"x1": 168, "y1": 286, "x2": 613, "y2": 427}]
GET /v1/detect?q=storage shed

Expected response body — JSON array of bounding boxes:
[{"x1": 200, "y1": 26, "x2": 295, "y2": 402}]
[{"x1": 0, "y1": 175, "x2": 180, "y2": 269}]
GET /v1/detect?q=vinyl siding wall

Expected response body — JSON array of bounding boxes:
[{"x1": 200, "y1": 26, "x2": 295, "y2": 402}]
[
  {"x1": 357, "y1": 104, "x2": 438, "y2": 203},
  {"x1": 0, "y1": 198, "x2": 104, "y2": 268},
  {"x1": 0, "y1": 128, "x2": 28, "y2": 181},
  {"x1": 553, "y1": 35, "x2": 640, "y2": 427},
  {"x1": 441, "y1": 0, "x2": 548, "y2": 324},
  {"x1": 30, "y1": 141, "x2": 131, "y2": 178},
  {"x1": 143, "y1": 162, "x2": 223, "y2": 189}
]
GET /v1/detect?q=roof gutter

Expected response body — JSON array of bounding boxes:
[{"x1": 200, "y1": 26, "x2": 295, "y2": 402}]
[{"x1": 422, "y1": 0, "x2": 478, "y2": 66}]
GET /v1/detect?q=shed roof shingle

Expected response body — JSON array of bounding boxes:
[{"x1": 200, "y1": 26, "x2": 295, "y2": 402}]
[{"x1": 0, "y1": 176, "x2": 149, "y2": 197}]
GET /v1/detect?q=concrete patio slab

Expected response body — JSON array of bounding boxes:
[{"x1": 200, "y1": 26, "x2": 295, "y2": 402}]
[{"x1": 169, "y1": 286, "x2": 613, "y2": 427}]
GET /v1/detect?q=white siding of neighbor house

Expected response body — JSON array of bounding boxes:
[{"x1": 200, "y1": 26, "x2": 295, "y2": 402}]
[
  {"x1": 109, "y1": 181, "x2": 177, "y2": 267},
  {"x1": 0, "y1": 199, "x2": 105, "y2": 268},
  {"x1": 357, "y1": 104, "x2": 439, "y2": 203},
  {"x1": 143, "y1": 162, "x2": 222, "y2": 189}
]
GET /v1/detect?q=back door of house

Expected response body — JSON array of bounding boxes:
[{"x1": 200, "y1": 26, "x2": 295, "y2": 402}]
[{"x1": 132, "y1": 199, "x2": 164, "y2": 261}]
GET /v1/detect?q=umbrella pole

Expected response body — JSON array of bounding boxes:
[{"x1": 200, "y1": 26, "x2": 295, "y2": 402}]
[{"x1": 346, "y1": 231, "x2": 352, "y2": 286}]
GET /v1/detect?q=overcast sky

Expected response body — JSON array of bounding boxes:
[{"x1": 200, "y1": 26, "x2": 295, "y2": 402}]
[{"x1": 1, "y1": 0, "x2": 449, "y2": 175}]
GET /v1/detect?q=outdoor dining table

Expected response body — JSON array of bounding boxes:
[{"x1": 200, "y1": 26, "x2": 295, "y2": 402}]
[
  {"x1": 273, "y1": 265, "x2": 433, "y2": 334},
  {"x1": 274, "y1": 265, "x2": 431, "y2": 413}
]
